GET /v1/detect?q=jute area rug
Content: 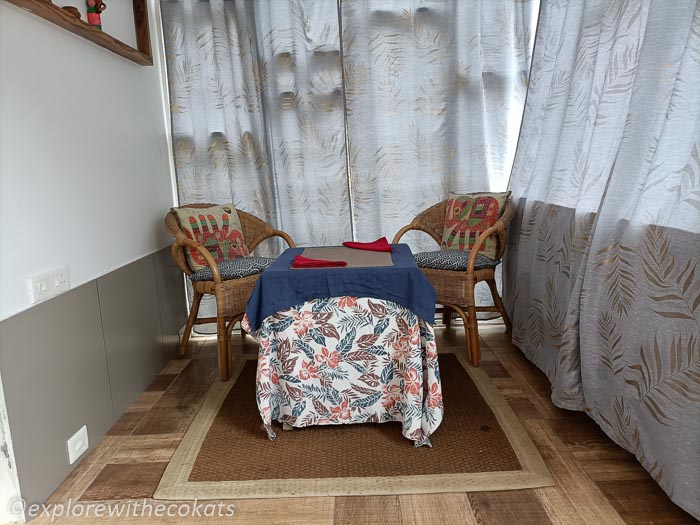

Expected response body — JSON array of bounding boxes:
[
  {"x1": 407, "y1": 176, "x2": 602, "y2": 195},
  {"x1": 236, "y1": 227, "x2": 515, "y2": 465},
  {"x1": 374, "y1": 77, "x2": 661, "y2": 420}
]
[{"x1": 154, "y1": 352, "x2": 552, "y2": 500}]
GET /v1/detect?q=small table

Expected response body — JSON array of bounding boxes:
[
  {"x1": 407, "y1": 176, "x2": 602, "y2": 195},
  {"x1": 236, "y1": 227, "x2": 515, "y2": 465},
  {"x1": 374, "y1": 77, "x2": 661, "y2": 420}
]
[{"x1": 242, "y1": 245, "x2": 442, "y2": 446}]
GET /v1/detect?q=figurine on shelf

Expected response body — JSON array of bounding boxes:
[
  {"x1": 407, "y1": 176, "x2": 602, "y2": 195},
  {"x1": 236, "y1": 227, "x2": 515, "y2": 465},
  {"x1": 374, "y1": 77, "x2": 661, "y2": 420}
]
[{"x1": 86, "y1": 0, "x2": 107, "y2": 31}]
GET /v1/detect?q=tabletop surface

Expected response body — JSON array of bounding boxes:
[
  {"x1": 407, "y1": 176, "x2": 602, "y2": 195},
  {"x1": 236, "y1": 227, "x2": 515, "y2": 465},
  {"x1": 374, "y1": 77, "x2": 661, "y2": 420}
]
[
  {"x1": 295, "y1": 246, "x2": 394, "y2": 268},
  {"x1": 268, "y1": 244, "x2": 418, "y2": 273}
]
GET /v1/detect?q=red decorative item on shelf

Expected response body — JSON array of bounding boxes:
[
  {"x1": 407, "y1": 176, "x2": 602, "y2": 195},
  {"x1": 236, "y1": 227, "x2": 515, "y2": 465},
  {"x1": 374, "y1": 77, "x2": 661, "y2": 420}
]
[{"x1": 86, "y1": 0, "x2": 106, "y2": 30}]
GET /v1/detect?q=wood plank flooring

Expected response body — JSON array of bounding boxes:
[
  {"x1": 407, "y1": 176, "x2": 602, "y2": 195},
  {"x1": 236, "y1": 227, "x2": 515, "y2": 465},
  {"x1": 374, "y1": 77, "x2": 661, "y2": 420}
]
[{"x1": 27, "y1": 324, "x2": 697, "y2": 525}]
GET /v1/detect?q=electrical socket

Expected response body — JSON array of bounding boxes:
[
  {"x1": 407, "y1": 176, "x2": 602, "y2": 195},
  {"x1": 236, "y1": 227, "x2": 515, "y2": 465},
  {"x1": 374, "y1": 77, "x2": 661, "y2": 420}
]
[
  {"x1": 66, "y1": 425, "x2": 88, "y2": 465},
  {"x1": 28, "y1": 265, "x2": 70, "y2": 304}
]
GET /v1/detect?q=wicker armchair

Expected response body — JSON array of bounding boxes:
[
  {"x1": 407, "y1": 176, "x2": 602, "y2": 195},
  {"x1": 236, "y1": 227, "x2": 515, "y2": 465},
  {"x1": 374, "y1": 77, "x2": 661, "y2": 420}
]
[
  {"x1": 165, "y1": 204, "x2": 295, "y2": 381},
  {"x1": 393, "y1": 197, "x2": 515, "y2": 366}
]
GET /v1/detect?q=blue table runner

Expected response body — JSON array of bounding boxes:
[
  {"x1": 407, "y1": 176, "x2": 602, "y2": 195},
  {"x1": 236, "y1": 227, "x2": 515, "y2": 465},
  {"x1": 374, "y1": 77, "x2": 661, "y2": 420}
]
[{"x1": 245, "y1": 244, "x2": 436, "y2": 331}]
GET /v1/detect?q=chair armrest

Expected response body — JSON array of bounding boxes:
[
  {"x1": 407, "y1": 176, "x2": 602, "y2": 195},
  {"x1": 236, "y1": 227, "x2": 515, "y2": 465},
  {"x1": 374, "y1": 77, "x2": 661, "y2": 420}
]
[
  {"x1": 172, "y1": 233, "x2": 222, "y2": 283},
  {"x1": 273, "y1": 230, "x2": 296, "y2": 248},
  {"x1": 467, "y1": 222, "x2": 505, "y2": 273},
  {"x1": 245, "y1": 229, "x2": 296, "y2": 252},
  {"x1": 392, "y1": 223, "x2": 442, "y2": 246}
]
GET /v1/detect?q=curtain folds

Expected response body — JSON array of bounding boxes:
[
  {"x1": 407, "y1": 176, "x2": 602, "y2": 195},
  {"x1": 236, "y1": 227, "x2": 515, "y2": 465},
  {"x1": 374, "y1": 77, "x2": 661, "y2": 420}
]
[
  {"x1": 341, "y1": 1, "x2": 537, "y2": 250},
  {"x1": 162, "y1": 2, "x2": 269, "y2": 222},
  {"x1": 161, "y1": 0, "x2": 351, "y2": 249},
  {"x1": 251, "y1": 1, "x2": 352, "y2": 246},
  {"x1": 161, "y1": 0, "x2": 538, "y2": 252},
  {"x1": 505, "y1": 0, "x2": 700, "y2": 518}
]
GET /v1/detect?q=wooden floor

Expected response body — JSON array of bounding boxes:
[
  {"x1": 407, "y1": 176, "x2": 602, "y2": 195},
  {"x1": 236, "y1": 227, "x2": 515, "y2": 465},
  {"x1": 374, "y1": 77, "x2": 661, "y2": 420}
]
[{"x1": 31, "y1": 324, "x2": 697, "y2": 525}]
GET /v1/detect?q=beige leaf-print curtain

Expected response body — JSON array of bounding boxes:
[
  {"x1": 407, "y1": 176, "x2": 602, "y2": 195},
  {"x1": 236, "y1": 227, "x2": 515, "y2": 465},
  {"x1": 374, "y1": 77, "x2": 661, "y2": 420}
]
[{"x1": 505, "y1": 0, "x2": 700, "y2": 518}]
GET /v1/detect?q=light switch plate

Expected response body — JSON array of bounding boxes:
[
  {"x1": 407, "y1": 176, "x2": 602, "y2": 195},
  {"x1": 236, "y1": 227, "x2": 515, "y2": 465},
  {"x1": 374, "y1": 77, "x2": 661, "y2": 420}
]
[
  {"x1": 28, "y1": 265, "x2": 70, "y2": 303},
  {"x1": 67, "y1": 425, "x2": 88, "y2": 465}
]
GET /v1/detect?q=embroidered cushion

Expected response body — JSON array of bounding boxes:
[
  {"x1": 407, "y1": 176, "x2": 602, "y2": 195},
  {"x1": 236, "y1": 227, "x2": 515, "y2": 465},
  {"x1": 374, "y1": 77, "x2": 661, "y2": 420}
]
[
  {"x1": 441, "y1": 191, "x2": 510, "y2": 259},
  {"x1": 189, "y1": 256, "x2": 275, "y2": 282},
  {"x1": 414, "y1": 250, "x2": 500, "y2": 271},
  {"x1": 173, "y1": 204, "x2": 250, "y2": 271}
]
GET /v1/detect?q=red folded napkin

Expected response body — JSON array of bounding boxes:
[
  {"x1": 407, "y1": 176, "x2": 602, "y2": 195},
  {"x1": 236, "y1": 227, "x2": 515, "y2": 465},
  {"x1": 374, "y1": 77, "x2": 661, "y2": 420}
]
[
  {"x1": 292, "y1": 255, "x2": 348, "y2": 268},
  {"x1": 342, "y1": 236, "x2": 393, "y2": 252}
]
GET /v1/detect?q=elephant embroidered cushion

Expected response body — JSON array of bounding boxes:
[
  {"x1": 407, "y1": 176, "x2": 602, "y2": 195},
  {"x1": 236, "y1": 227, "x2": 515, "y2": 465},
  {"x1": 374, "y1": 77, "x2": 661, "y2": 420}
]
[
  {"x1": 440, "y1": 191, "x2": 510, "y2": 260},
  {"x1": 173, "y1": 204, "x2": 250, "y2": 272}
]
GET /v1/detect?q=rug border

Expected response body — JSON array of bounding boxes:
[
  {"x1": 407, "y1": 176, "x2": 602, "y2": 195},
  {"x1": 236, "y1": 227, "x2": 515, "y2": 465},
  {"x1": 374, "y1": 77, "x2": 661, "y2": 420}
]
[{"x1": 154, "y1": 352, "x2": 553, "y2": 500}]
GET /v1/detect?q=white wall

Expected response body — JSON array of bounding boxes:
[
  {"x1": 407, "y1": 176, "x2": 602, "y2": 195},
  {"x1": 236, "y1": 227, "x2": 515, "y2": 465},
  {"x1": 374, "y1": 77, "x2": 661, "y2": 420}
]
[
  {"x1": 0, "y1": 0, "x2": 176, "y2": 322},
  {"x1": 0, "y1": 2, "x2": 175, "y2": 521}
]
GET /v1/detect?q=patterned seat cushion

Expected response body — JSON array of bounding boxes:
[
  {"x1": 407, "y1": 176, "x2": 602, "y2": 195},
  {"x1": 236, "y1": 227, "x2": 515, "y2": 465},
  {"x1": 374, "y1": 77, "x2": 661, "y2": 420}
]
[
  {"x1": 189, "y1": 256, "x2": 275, "y2": 282},
  {"x1": 414, "y1": 250, "x2": 500, "y2": 271}
]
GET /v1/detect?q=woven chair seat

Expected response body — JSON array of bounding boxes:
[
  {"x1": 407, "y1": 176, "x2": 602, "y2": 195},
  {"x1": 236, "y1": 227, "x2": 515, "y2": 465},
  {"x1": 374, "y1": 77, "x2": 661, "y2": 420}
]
[
  {"x1": 189, "y1": 256, "x2": 275, "y2": 282},
  {"x1": 418, "y1": 267, "x2": 493, "y2": 306},
  {"x1": 414, "y1": 250, "x2": 500, "y2": 271}
]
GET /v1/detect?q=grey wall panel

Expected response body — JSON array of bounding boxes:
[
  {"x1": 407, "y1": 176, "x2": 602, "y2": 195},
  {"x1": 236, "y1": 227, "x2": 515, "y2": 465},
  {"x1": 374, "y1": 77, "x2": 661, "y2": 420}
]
[
  {"x1": 97, "y1": 255, "x2": 165, "y2": 418},
  {"x1": 0, "y1": 251, "x2": 188, "y2": 510},
  {"x1": 153, "y1": 246, "x2": 187, "y2": 361},
  {"x1": 0, "y1": 282, "x2": 113, "y2": 506}
]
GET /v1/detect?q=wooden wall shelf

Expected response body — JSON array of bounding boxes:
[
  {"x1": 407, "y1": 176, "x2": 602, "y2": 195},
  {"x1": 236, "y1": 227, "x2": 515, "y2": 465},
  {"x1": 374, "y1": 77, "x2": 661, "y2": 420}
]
[{"x1": 5, "y1": 0, "x2": 153, "y2": 66}]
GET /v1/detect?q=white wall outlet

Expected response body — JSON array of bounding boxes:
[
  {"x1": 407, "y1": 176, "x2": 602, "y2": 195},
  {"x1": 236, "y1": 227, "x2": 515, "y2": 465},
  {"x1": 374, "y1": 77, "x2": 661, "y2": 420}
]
[
  {"x1": 28, "y1": 265, "x2": 70, "y2": 304},
  {"x1": 66, "y1": 425, "x2": 89, "y2": 465}
]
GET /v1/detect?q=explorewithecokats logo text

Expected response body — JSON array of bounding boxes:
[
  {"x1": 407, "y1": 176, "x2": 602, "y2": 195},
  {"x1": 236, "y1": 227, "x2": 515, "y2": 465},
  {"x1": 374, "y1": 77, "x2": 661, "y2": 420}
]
[{"x1": 8, "y1": 497, "x2": 236, "y2": 521}]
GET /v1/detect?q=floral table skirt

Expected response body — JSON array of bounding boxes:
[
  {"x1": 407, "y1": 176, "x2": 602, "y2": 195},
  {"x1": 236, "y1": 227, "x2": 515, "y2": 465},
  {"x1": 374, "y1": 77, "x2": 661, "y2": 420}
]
[{"x1": 241, "y1": 297, "x2": 443, "y2": 446}]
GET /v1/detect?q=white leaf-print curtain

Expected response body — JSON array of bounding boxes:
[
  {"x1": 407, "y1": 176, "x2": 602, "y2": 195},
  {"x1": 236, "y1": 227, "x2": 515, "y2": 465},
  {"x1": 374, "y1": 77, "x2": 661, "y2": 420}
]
[
  {"x1": 505, "y1": 0, "x2": 700, "y2": 519},
  {"x1": 161, "y1": 0, "x2": 538, "y2": 249},
  {"x1": 161, "y1": 0, "x2": 350, "y2": 248},
  {"x1": 252, "y1": 1, "x2": 352, "y2": 246},
  {"x1": 341, "y1": 0, "x2": 538, "y2": 250}
]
